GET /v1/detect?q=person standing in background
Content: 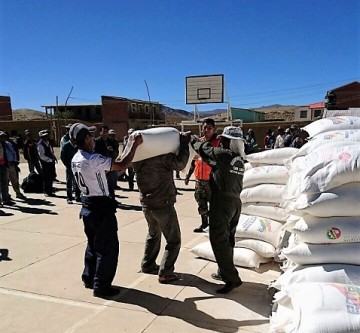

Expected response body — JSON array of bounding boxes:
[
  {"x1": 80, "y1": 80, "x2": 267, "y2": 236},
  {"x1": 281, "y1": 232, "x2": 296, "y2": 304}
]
[
  {"x1": 184, "y1": 118, "x2": 220, "y2": 233},
  {"x1": 274, "y1": 126, "x2": 286, "y2": 149},
  {"x1": 4, "y1": 133, "x2": 26, "y2": 200},
  {"x1": 107, "y1": 129, "x2": 120, "y2": 192},
  {"x1": 60, "y1": 124, "x2": 72, "y2": 150},
  {"x1": 122, "y1": 128, "x2": 136, "y2": 190},
  {"x1": 264, "y1": 129, "x2": 275, "y2": 149},
  {"x1": 0, "y1": 132, "x2": 10, "y2": 206},
  {"x1": 61, "y1": 138, "x2": 81, "y2": 204},
  {"x1": 94, "y1": 125, "x2": 117, "y2": 198},
  {"x1": 37, "y1": 130, "x2": 57, "y2": 197},
  {"x1": 23, "y1": 129, "x2": 42, "y2": 174},
  {"x1": 244, "y1": 128, "x2": 257, "y2": 154}
]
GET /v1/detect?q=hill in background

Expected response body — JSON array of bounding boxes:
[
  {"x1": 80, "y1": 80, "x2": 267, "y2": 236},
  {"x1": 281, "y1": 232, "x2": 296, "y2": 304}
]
[
  {"x1": 12, "y1": 104, "x2": 299, "y2": 123},
  {"x1": 12, "y1": 109, "x2": 47, "y2": 121}
]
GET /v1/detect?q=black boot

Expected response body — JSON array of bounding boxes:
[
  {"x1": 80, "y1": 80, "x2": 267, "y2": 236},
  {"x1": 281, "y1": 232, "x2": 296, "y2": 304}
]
[{"x1": 193, "y1": 215, "x2": 208, "y2": 233}]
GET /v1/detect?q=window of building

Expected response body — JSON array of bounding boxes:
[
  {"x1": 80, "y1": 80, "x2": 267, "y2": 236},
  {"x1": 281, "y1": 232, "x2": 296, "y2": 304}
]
[
  {"x1": 314, "y1": 109, "x2": 322, "y2": 118},
  {"x1": 144, "y1": 104, "x2": 149, "y2": 114},
  {"x1": 300, "y1": 110, "x2": 308, "y2": 118},
  {"x1": 130, "y1": 103, "x2": 136, "y2": 113},
  {"x1": 137, "y1": 104, "x2": 143, "y2": 112}
]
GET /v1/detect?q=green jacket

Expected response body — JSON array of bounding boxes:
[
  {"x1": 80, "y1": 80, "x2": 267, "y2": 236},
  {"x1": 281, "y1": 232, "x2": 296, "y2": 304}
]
[{"x1": 191, "y1": 140, "x2": 244, "y2": 198}]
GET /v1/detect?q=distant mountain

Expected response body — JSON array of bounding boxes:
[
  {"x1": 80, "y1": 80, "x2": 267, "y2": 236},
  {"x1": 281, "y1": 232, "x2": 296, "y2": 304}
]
[
  {"x1": 12, "y1": 109, "x2": 47, "y2": 120},
  {"x1": 160, "y1": 106, "x2": 193, "y2": 119}
]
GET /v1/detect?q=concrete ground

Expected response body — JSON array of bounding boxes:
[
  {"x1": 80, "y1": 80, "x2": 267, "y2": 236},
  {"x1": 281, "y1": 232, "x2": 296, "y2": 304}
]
[{"x1": 0, "y1": 162, "x2": 281, "y2": 333}]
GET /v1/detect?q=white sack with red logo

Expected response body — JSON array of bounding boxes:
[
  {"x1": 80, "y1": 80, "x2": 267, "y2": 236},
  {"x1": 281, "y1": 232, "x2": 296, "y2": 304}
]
[
  {"x1": 284, "y1": 215, "x2": 360, "y2": 244},
  {"x1": 302, "y1": 116, "x2": 360, "y2": 138},
  {"x1": 301, "y1": 144, "x2": 360, "y2": 194},
  {"x1": 270, "y1": 282, "x2": 360, "y2": 333},
  {"x1": 280, "y1": 242, "x2": 360, "y2": 265},
  {"x1": 236, "y1": 214, "x2": 284, "y2": 247}
]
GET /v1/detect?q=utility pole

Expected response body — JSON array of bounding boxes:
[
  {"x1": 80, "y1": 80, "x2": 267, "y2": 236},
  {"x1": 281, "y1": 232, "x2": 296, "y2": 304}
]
[{"x1": 144, "y1": 80, "x2": 154, "y2": 125}]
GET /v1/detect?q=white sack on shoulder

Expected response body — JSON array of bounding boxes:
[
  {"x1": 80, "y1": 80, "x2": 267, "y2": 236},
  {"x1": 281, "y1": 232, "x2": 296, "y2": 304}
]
[
  {"x1": 303, "y1": 116, "x2": 360, "y2": 138},
  {"x1": 123, "y1": 127, "x2": 180, "y2": 162},
  {"x1": 243, "y1": 165, "x2": 289, "y2": 188}
]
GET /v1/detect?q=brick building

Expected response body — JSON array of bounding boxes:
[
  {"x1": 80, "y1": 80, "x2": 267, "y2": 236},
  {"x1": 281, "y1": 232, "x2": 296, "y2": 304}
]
[
  {"x1": 42, "y1": 95, "x2": 165, "y2": 142},
  {"x1": 325, "y1": 81, "x2": 360, "y2": 110},
  {"x1": 0, "y1": 96, "x2": 12, "y2": 121}
]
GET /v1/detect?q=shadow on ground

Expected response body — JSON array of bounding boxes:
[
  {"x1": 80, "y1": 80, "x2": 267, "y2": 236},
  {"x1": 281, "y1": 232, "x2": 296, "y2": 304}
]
[
  {"x1": 112, "y1": 279, "x2": 269, "y2": 333},
  {"x1": 0, "y1": 249, "x2": 12, "y2": 261}
]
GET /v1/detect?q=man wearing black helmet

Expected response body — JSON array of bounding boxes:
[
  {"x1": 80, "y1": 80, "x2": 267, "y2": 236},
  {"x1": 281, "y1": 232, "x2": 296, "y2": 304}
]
[{"x1": 69, "y1": 122, "x2": 142, "y2": 298}]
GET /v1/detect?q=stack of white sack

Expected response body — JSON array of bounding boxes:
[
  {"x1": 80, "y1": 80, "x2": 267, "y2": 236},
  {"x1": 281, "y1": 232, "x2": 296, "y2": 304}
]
[
  {"x1": 270, "y1": 116, "x2": 360, "y2": 332},
  {"x1": 236, "y1": 148, "x2": 297, "y2": 264},
  {"x1": 123, "y1": 126, "x2": 195, "y2": 174}
]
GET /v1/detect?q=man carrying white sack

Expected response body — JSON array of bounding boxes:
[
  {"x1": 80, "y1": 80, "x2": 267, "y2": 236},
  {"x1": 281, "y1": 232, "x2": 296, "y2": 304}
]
[
  {"x1": 191, "y1": 126, "x2": 245, "y2": 294},
  {"x1": 70, "y1": 123, "x2": 143, "y2": 298},
  {"x1": 132, "y1": 131, "x2": 190, "y2": 284}
]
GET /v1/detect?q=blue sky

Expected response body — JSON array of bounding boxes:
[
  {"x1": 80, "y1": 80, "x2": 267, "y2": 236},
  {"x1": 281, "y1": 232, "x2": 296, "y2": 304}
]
[{"x1": 1, "y1": 0, "x2": 359, "y2": 112}]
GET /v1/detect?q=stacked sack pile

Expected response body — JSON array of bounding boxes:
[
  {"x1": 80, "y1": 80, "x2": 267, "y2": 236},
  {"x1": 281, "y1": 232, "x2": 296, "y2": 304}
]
[
  {"x1": 270, "y1": 116, "x2": 360, "y2": 333},
  {"x1": 191, "y1": 147, "x2": 298, "y2": 269}
]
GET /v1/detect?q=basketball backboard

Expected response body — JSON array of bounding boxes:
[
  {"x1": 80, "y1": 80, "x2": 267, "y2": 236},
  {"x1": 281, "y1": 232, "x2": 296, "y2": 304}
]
[{"x1": 186, "y1": 74, "x2": 224, "y2": 104}]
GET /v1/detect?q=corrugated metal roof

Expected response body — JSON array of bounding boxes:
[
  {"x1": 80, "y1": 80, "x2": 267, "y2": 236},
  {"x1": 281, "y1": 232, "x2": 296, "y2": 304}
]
[{"x1": 323, "y1": 108, "x2": 360, "y2": 118}]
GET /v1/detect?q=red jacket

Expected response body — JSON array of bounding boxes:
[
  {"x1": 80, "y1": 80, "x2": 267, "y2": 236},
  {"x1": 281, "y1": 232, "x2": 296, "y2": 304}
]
[{"x1": 193, "y1": 135, "x2": 220, "y2": 180}]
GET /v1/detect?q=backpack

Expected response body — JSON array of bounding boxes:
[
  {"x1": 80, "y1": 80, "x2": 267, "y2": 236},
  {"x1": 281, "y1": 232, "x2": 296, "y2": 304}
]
[{"x1": 21, "y1": 172, "x2": 43, "y2": 193}]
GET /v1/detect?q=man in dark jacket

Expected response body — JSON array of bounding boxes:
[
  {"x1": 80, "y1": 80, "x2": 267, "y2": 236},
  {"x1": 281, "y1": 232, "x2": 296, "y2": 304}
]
[
  {"x1": 191, "y1": 126, "x2": 245, "y2": 294},
  {"x1": 94, "y1": 125, "x2": 117, "y2": 198},
  {"x1": 132, "y1": 132, "x2": 190, "y2": 284},
  {"x1": 37, "y1": 130, "x2": 57, "y2": 196},
  {"x1": 23, "y1": 129, "x2": 42, "y2": 174},
  {"x1": 61, "y1": 140, "x2": 81, "y2": 204}
]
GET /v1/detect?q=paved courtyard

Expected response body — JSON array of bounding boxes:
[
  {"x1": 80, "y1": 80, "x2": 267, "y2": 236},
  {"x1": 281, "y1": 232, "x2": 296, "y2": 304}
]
[{"x1": 0, "y1": 162, "x2": 281, "y2": 333}]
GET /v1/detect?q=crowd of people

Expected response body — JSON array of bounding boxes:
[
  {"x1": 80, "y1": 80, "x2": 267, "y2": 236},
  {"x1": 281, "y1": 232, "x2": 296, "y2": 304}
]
[
  {"x1": 1, "y1": 119, "x2": 308, "y2": 298},
  {"x1": 244, "y1": 124, "x2": 309, "y2": 154}
]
